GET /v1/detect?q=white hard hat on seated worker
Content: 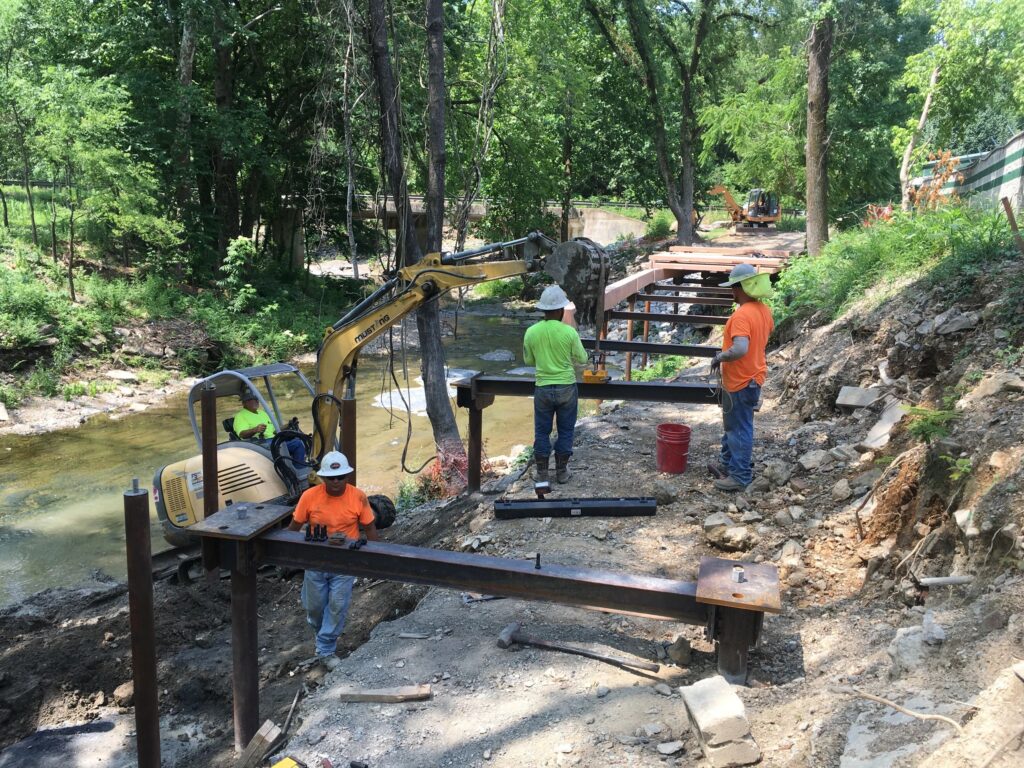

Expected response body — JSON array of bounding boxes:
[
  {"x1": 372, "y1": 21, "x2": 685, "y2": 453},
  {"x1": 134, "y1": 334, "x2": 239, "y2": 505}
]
[
  {"x1": 536, "y1": 285, "x2": 570, "y2": 311},
  {"x1": 318, "y1": 451, "x2": 354, "y2": 477}
]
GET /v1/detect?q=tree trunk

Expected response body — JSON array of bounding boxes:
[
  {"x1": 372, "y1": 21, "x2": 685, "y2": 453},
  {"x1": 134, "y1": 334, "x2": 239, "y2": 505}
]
[
  {"x1": 174, "y1": 3, "x2": 197, "y2": 213},
  {"x1": 240, "y1": 169, "x2": 261, "y2": 239},
  {"x1": 0, "y1": 185, "x2": 8, "y2": 229},
  {"x1": 420, "y1": 0, "x2": 465, "y2": 461},
  {"x1": 560, "y1": 89, "x2": 573, "y2": 242},
  {"x1": 342, "y1": 0, "x2": 359, "y2": 279},
  {"x1": 49, "y1": 176, "x2": 59, "y2": 263},
  {"x1": 213, "y1": 3, "x2": 240, "y2": 258},
  {"x1": 66, "y1": 167, "x2": 76, "y2": 302},
  {"x1": 900, "y1": 66, "x2": 939, "y2": 212},
  {"x1": 21, "y1": 153, "x2": 38, "y2": 247},
  {"x1": 806, "y1": 15, "x2": 833, "y2": 257}
]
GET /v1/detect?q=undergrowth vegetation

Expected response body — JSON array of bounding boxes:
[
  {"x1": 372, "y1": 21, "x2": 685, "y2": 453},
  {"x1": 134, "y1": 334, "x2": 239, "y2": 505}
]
[
  {"x1": 771, "y1": 206, "x2": 1018, "y2": 328},
  {"x1": 631, "y1": 355, "x2": 690, "y2": 381},
  {"x1": 0, "y1": 235, "x2": 368, "y2": 406}
]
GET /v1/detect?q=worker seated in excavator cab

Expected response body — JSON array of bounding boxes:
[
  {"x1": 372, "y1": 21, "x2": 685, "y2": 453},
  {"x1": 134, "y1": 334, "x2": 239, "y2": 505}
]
[{"x1": 233, "y1": 389, "x2": 308, "y2": 465}]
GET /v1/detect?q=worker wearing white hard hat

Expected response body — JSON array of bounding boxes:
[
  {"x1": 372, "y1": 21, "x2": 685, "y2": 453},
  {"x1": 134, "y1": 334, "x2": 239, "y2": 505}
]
[
  {"x1": 709, "y1": 263, "x2": 775, "y2": 492},
  {"x1": 287, "y1": 450, "x2": 378, "y2": 670},
  {"x1": 523, "y1": 283, "x2": 588, "y2": 485}
]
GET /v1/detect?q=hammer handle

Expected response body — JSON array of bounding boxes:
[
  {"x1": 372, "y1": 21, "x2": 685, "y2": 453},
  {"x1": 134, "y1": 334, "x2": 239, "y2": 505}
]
[{"x1": 514, "y1": 634, "x2": 660, "y2": 672}]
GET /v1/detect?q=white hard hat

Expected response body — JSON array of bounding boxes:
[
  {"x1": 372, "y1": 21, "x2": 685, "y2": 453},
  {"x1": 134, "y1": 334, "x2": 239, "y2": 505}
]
[
  {"x1": 537, "y1": 285, "x2": 570, "y2": 310},
  {"x1": 318, "y1": 451, "x2": 354, "y2": 477},
  {"x1": 719, "y1": 263, "x2": 759, "y2": 287}
]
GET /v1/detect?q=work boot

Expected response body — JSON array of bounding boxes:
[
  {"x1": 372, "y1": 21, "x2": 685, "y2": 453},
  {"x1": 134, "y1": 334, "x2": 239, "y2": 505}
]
[
  {"x1": 708, "y1": 462, "x2": 728, "y2": 479},
  {"x1": 713, "y1": 476, "x2": 746, "y2": 492},
  {"x1": 555, "y1": 453, "x2": 571, "y2": 484},
  {"x1": 534, "y1": 454, "x2": 550, "y2": 483}
]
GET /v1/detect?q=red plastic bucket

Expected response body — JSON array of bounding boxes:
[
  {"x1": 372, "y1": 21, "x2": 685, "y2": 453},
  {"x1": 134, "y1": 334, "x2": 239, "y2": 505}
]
[{"x1": 656, "y1": 423, "x2": 691, "y2": 474}]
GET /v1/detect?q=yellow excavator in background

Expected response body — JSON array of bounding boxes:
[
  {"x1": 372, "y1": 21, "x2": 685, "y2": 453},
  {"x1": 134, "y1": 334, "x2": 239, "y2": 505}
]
[
  {"x1": 708, "y1": 185, "x2": 781, "y2": 228},
  {"x1": 154, "y1": 232, "x2": 573, "y2": 547}
]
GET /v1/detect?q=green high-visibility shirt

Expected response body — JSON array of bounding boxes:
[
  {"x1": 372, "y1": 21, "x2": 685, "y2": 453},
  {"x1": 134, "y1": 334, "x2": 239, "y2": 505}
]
[
  {"x1": 523, "y1": 319, "x2": 587, "y2": 386},
  {"x1": 233, "y1": 407, "x2": 276, "y2": 439}
]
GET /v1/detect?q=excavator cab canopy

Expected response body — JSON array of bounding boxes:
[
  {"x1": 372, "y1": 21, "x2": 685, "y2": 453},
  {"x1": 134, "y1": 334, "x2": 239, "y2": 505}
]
[
  {"x1": 185, "y1": 363, "x2": 316, "y2": 450},
  {"x1": 744, "y1": 189, "x2": 779, "y2": 219}
]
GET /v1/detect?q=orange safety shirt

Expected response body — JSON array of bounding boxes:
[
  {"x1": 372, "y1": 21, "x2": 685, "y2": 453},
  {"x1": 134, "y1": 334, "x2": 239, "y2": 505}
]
[
  {"x1": 292, "y1": 484, "x2": 375, "y2": 539},
  {"x1": 721, "y1": 300, "x2": 774, "y2": 393}
]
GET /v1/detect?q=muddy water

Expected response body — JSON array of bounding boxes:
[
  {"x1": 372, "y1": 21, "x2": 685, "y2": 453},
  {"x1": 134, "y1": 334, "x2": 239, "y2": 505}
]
[{"x1": 0, "y1": 312, "x2": 578, "y2": 607}]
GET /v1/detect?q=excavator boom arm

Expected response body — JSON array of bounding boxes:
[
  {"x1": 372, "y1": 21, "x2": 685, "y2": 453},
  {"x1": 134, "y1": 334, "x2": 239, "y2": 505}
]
[{"x1": 311, "y1": 236, "x2": 557, "y2": 464}]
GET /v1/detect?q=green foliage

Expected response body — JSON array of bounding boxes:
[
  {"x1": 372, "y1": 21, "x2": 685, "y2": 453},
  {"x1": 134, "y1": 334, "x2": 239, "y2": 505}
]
[
  {"x1": 994, "y1": 346, "x2": 1024, "y2": 369},
  {"x1": 774, "y1": 215, "x2": 806, "y2": 233},
  {"x1": 396, "y1": 479, "x2": 427, "y2": 513},
  {"x1": 511, "y1": 446, "x2": 534, "y2": 469},
  {"x1": 905, "y1": 406, "x2": 958, "y2": 443},
  {"x1": 632, "y1": 356, "x2": 689, "y2": 382},
  {"x1": 771, "y1": 207, "x2": 1016, "y2": 326},
  {"x1": 473, "y1": 277, "x2": 525, "y2": 301},
  {"x1": 940, "y1": 454, "x2": 973, "y2": 482},
  {"x1": 219, "y1": 238, "x2": 260, "y2": 314},
  {"x1": 645, "y1": 212, "x2": 673, "y2": 239}
]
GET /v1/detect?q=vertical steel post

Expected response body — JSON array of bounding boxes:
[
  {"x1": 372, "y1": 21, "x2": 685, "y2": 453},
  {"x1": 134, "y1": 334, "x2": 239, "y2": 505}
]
[
  {"x1": 232, "y1": 541, "x2": 260, "y2": 752},
  {"x1": 716, "y1": 607, "x2": 759, "y2": 684},
  {"x1": 625, "y1": 297, "x2": 635, "y2": 380},
  {"x1": 342, "y1": 395, "x2": 357, "y2": 486},
  {"x1": 642, "y1": 299, "x2": 651, "y2": 368},
  {"x1": 200, "y1": 384, "x2": 220, "y2": 573},
  {"x1": 124, "y1": 480, "x2": 161, "y2": 768},
  {"x1": 467, "y1": 406, "x2": 482, "y2": 492}
]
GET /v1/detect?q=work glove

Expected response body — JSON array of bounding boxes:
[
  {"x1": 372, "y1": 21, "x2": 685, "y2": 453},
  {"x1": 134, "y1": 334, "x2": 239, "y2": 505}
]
[
  {"x1": 710, "y1": 353, "x2": 722, "y2": 374},
  {"x1": 286, "y1": 416, "x2": 301, "y2": 432}
]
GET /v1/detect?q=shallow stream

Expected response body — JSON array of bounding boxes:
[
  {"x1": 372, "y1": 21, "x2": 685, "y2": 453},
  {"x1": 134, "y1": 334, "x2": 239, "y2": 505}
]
[{"x1": 0, "y1": 312, "x2": 559, "y2": 606}]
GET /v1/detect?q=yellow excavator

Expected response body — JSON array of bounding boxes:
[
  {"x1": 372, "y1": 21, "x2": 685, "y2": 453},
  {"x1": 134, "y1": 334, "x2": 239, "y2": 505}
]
[
  {"x1": 154, "y1": 232, "x2": 572, "y2": 547},
  {"x1": 708, "y1": 185, "x2": 781, "y2": 228}
]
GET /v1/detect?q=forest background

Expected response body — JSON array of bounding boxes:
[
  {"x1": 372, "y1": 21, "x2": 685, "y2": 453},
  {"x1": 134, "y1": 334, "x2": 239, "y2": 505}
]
[{"x1": 1, "y1": 0, "x2": 1022, "y2": 460}]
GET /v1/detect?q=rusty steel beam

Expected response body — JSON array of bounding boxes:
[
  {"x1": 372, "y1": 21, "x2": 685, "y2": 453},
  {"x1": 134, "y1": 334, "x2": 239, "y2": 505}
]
[
  {"x1": 608, "y1": 310, "x2": 727, "y2": 326},
  {"x1": 634, "y1": 293, "x2": 734, "y2": 307},
  {"x1": 258, "y1": 530, "x2": 708, "y2": 624},
  {"x1": 649, "y1": 282, "x2": 733, "y2": 295},
  {"x1": 454, "y1": 376, "x2": 720, "y2": 404},
  {"x1": 581, "y1": 338, "x2": 720, "y2": 358}
]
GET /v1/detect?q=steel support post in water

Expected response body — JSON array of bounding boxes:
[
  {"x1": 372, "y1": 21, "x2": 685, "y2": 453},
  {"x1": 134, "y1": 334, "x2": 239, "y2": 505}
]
[
  {"x1": 468, "y1": 407, "x2": 483, "y2": 492},
  {"x1": 231, "y1": 541, "x2": 260, "y2": 752},
  {"x1": 124, "y1": 481, "x2": 161, "y2": 768}
]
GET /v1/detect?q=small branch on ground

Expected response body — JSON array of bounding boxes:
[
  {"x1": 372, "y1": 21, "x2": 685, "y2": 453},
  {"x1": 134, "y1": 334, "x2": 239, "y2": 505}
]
[{"x1": 834, "y1": 685, "x2": 964, "y2": 734}]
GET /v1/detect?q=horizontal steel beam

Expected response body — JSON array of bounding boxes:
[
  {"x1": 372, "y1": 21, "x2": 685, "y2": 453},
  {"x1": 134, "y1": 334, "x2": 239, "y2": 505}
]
[
  {"x1": 581, "y1": 338, "x2": 719, "y2": 358},
  {"x1": 634, "y1": 293, "x2": 734, "y2": 307},
  {"x1": 495, "y1": 497, "x2": 657, "y2": 519},
  {"x1": 454, "y1": 376, "x2": 720, "y2": 404},
  {"x1": 258, "y1": 530, "x2": 708, "y2": 624},
  {"x1": 608, "y1": 310, "x2": 727, "y2": 326},
  {"x1": 650, "y1": 282, "x2": 733, "y2": 295}
]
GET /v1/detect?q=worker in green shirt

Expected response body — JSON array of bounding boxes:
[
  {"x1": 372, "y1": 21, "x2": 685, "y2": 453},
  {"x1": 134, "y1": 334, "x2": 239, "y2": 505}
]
[
  {"x1": 523, "y1": 285, "x2": 588, "y2": 484},
  {"x1": 234, "y1": 390, "x2": 307, "y2": 464}
]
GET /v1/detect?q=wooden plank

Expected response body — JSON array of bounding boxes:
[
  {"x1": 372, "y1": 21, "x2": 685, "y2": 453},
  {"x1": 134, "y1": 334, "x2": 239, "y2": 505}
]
[
  {"x1": 236, "y1": 719, "x2": 282, "y2": 768},
  {"x1": 696, "y1": 556, "x2": 781, "y2": 614},
  {"x1": 651, "y1": 251, "x2": 787, "y2": 266},
  {"x1": 336, "y1": 684, "x2": 433, "y2": 703},
  {"x1": 647, "y1": 260, "x2": 781, "y2": 274},
  {"x1": 189, "y1": 502, "x2": 293, "y2": 542},
  {"x1": 666, "y1": 245, "x2": 797, "y2": 257}
]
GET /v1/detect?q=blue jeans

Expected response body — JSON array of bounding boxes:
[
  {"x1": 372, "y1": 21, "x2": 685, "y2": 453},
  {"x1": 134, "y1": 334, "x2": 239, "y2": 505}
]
[
  {"x1": 720, "y1": 382, "x2": 760, "y2": 486},
  {"x1": 301, "y1": 570, "x2": 355, "y2": 657},
  {"x1": 534, "y1": 384, "x2": 578, "y2": 457},
  {"x1": 258, "y1": 437, "x2": 306, "y2": 464}
]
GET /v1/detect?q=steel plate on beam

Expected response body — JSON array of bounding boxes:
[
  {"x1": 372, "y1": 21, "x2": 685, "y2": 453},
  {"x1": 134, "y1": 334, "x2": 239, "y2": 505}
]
[{"x1": 696, "y1": 556, "x2": 782, "y2": 614}]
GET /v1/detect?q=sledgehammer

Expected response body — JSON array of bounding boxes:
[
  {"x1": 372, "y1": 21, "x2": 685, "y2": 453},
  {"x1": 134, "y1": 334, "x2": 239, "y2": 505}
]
[{"x1": 496, "y1": 623, "x2": 660, "y2": 673}]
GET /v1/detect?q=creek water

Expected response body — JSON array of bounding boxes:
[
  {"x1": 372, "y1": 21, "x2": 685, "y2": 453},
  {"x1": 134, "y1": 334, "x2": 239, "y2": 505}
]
[{"x1": 0, "y1": 311, "x2": 575, "y2": 607}]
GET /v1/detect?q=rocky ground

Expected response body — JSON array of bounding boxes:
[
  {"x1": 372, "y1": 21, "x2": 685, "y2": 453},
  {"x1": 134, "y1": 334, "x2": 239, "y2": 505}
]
[{"x1": 2, "y1": 237, "x2": 1023, "y2": 768}]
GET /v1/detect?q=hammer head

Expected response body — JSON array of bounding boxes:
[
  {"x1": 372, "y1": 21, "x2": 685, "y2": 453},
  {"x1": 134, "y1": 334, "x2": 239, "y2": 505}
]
[
  {"x1": 534, "y1": 481, "x2": 551, "y2": 499},
  {"x1": 496, "y1": 622, "x2": 521, "y2": 649}
]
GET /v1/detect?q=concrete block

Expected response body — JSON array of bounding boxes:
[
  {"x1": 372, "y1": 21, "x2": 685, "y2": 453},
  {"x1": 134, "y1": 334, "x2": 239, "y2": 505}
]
[
  {"x1": 680, "y1": 675, "x2": 750, "y2": 745},
  {"x1": 836, "y1": 386, "x2": 879, "y2": 409},
  {"x1": 702, "y1": 733, "x2": 762, "y2": 768}
]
